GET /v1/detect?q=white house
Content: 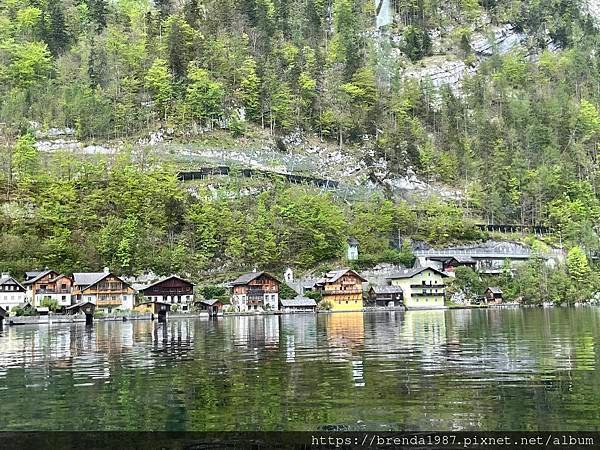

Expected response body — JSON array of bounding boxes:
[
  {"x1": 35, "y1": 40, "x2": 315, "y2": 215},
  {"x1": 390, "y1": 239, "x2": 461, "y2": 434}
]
[{"x1": 0, "y1": 273, "x2": 27, "y2": 312}]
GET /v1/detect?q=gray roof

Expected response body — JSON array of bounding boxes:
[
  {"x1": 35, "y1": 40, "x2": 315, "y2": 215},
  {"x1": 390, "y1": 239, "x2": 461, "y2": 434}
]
[
  {"x1": 317, "y1": 268, "x2": 366, "y2": 285},
  {"x1": 25, "y1": 271, "x2": 43, "y2": 280},
  {"x1": 66, "y1": 301, "x2": 95, "y2": 311},
  {"x1": 0, "y1": 275, "x2": 25, "y2": 291},
  {"x1": 73, "y1": 272, "x2": 107, "y2": 287},
  {"x1": 23, "y1": 269, "x2": 55, "y2": 285},
  {"x1": 370, "y1": 285, "x2": 404, "y2": 294},
  {"x1": 280, "y1": 297, "x2": 317, "y2": 307},
  {"x1": 199, "y1": 299, "x2": 222, "y2": 306},
  {"x1": 348, "y1": 237, "x2": 359, "y2": 246},
  {"x1": 386, "y1": 266, "x2": 448, "y2": 280},
  {"x1": 73, "y1": 272, "x2": 130, "y2": 290},
  {"x1": 230, "y1": 271, "x2": 280, "y2": 286},
  {"x1": 487, "y1": 287, "x2": 503, "y2": 294}
]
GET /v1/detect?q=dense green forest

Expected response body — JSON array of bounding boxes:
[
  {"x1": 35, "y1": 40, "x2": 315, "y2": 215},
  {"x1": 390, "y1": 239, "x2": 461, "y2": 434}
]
[{"x1": 0, "y1": 0, "x2": 599, "y2": 290}]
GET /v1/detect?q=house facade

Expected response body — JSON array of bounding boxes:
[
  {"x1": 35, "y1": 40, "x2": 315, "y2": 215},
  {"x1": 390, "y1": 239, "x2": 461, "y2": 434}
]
[
  {"x1": 230, "y1": 272, "x2": 280, "y2": 312},
  {"x1": 485, "y1": 287, "x2": 503, "y2": 304},
  {"x1": 138, "y1": 275, "x2": 194, "y2": 311},
  {"x1": 23, "y1": 270, "x2": 73, "y2": 308},
  {"x1": 72, "y1": 269, "x2": 135, "y2": 313},
  {"x1": 0, "y1": 273, "x2": 27, "y2": 312},
  {"x1": 279, "y1": 296, "x2": 317, "y2": 312},
  {"x1": 387, "y1": 266, "x2": 448, "y2": 309},
  {"x1": 368, "y1": 286, "x2": 404, "y2": 308},
  {"x1": 315, "y1": 269, "x2": 366, "y2": 312}
]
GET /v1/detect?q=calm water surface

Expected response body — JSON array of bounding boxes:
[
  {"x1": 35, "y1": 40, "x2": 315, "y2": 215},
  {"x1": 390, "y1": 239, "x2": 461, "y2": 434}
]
[{"x1": 1, "y1": 308, "x2": 600, "y2": 431}]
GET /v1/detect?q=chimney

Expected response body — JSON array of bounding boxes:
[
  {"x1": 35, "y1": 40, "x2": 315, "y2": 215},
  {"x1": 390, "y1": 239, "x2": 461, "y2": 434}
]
[{"x1": 103, "y1": 267, "x2": 110, "y2": 274}]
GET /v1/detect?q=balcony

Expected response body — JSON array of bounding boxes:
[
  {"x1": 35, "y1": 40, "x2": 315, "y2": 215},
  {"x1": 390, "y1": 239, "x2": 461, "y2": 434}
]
[
  {"x1": 35, "y1": 289, "x2": 71, "y2": 295},
  {"x1": 324, "y1": 289, "x2": 362, "y2": 295}
]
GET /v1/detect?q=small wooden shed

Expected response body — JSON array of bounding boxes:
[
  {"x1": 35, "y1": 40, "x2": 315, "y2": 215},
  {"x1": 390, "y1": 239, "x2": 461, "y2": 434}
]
[
  {"x1": 197, "y1": 299, "x2": 224, "y2": 317},
  {"x1": 485, "y1": 287, "x2": 503, "y2": 304},
  {"x1": 369, "y1": 286, "x2": 404, "y2": 307}
]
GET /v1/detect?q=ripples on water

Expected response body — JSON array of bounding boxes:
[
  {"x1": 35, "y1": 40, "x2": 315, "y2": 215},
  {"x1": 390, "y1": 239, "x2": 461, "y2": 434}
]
[{"x1": 0, "y1": 308, "x2": 599, "y2": 431}]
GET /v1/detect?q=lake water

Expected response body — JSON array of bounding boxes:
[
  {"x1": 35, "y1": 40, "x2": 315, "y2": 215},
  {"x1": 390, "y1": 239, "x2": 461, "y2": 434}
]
[{"x1": 1, "y1": 308, "x2": 599, "y2": 431}]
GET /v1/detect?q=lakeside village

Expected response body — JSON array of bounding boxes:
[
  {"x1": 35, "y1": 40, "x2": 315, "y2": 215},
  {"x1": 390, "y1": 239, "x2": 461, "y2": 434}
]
[{"x1": 0, "y1": 238, "x2": 551, "y2": 326}]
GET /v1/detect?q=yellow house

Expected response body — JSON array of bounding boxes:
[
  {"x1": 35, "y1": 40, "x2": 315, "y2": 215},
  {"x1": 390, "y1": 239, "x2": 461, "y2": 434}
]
[
  {"x1": 315, "y1": 269, "x2": 366, "y2": 312},
  {"x1": 387, "y1": 266, "x2": 448, "y2": 309}
]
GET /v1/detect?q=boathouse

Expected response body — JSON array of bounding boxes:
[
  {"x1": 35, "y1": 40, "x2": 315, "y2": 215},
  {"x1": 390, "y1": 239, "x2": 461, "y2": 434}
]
[
  {"x1": 279, "y1": 296, "x2": 317, "y2": 312},
  {"x1": 196, "y1": 299, "x2": 224, "y2": 316},
  {"x1": 368, "y1": 286, "x2": 404, "y2": 307},
  {"x1": 485, "y1": 287, "x2": 503, "y2": 304}
]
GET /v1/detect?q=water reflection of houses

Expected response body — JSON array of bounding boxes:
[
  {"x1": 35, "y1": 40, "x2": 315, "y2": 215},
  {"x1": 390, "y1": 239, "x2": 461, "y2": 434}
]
[
  {"x1": 400, "y1": 310, "x2": 448, "y2": 361},
  {"x1": 280, "y1": 314, "x2": 318, "y2": 363},
  {"x1": 324, "y1": 313, "x2": 366, "y2": 387},
  {"x1": 227, "y1": 315, "x2": 281, "y2": 351}
]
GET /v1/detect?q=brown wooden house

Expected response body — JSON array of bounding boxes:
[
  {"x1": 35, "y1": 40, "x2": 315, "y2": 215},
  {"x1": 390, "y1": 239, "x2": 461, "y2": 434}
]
[
  {"x1": 230, "y1": 272, "x2": 280, "y2": 312},
  {"x1": 314, "y1": 268, "x2": 366, "y2": 312},
  {"x1": 72, "y1": 269, "x2": 135, "y2": 312},
  {"x1": 485, "y1": 287, "x2": 503, "y2": 304},
  {"x1": 139, "y1": 275, "x2": 195, "y2": 312},
  {"x1": 368, "y1": 286, "x2": 404, "y2": 308}
]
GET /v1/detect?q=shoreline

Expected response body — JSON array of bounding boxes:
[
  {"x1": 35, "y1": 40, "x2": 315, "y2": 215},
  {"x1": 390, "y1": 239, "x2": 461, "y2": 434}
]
[{"x1": 1, "y1": 303, "x2": 527, "y2": 327}]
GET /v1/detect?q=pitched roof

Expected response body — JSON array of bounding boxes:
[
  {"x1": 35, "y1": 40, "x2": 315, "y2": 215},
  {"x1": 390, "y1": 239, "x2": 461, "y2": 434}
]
[
  {"x1": 49, "y1": 274, "x2": 71, "y2": 283},
  {"x1": 139, "y1": 275, "x2": 195, "y2": 292},
  {"x1": 25, "y1": 271, "x2": 43, "y2": 280},
  {"x1": 230, "y1": 271, "x2": 280, "y2": 286},
  {"x1": 280, "y1": 297, "x2": 317, "y2": 307},
  {"x1": 386, "y1": 266, "x2": 448, "y2": 280},
  {"x1": 22, "y1": 269, "x2": 56, "y2": 285},
  {"x1": 317, "y1": 268, "x2": 367, "y2": 285},
  {"x1": 348, "y1": 237, "x2": 359, "y2": 246},
  {"x1": 487, "y1": 287, "x2": 503, "y2": 294},
  {"x1": 66, "y1": 301, "x2": 95, "y2": 311},
  {"x1": 199, "y1": 299, "x2": 222, "y2": 306},
  {"x1": 0, "y1": 275, "x2": 25, "y2": 290},
  {"x1": 370, "y1": 285, "x2": 404, "y2": 294},
  {"x1": 73, "y1": 272, "x2": 107, "y2": 287},
  {"x1": 73, "y1": 272, "x2": 130, "y2": 290}
]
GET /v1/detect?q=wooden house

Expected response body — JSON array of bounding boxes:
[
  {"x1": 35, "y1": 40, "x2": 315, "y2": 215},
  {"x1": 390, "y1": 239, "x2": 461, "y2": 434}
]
[
  {"x1": 0, "y1": 273, "x2": 27, "y2": 313},
  {"x1": 196, "y1": 299, "x2": 224, "y2": 316},
  {"x1": 485, "y1": 287, "x2": 503, "y2": 304},
  {"x1": 387, "y1": 266, "x2": 448, "y2": 309},
  {"x1": 23, "y1": 270, "x2": 73, "y2": 308},
  {"x1": 230, "y1": 272, "x2": 280, "y2": 312},
  {"x1": 65, "y1": 301, "x2": 96, "y2": 316},
  {"x1": 72, "y1": 268, "x2": 135, "y2": 313},
  {"x1": 279, "y1": 296, "x2": 317, "y2": 312},
  {"x1": 138, "y1": 275, "x2": 195, "y2": 312},
  {"x1": 314, "y1": 269, "x2": 366, "y2": 312},
  {"x1": 368, "y1": 286, "x2": 404, "y2": 308},
  {"x1": 134, "y1": 301, "x2": 171, "y2": 321}
]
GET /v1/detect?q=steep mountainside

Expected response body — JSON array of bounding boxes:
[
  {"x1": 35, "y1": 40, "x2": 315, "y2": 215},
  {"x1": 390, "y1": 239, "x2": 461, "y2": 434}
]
[{"x1": 0, "y1": 0, "x2": 598, "y2": 288}]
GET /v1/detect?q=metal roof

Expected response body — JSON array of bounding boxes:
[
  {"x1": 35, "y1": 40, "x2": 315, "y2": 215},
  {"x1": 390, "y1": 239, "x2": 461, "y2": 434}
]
[
  {"x1": 386, "y1": 266, "x2": 448, "y2": 280},
  {"x1": 317, "y1": 268, "x2": 366, "y2": 284},
  {"x1": 199, "y1": 299, "x2": 222, "y2": 306},
  {"x1": 230, "y1": 271, "x2": 280, "y2": 286},
  {"x1": 370, "y1": 285, "x2": 404, "y2": 294},
  {"x1": 280, "y1": 297, "x2": 317, "y2": 307},
  {"x1": 22, "y1": 269, "x2": 56, "y2": 285},
  {"x1": 487, "y1": 287, "x2": 503, "y2": 294},
  {"x1": 0, "y1": 275, "x2": 26, "y2": 290}
]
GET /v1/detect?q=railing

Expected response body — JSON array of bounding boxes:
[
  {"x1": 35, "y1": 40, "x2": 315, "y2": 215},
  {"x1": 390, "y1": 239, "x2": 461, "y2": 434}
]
[{"x1": 35, "y1": 289, "x2": 71, "y2": 295}]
